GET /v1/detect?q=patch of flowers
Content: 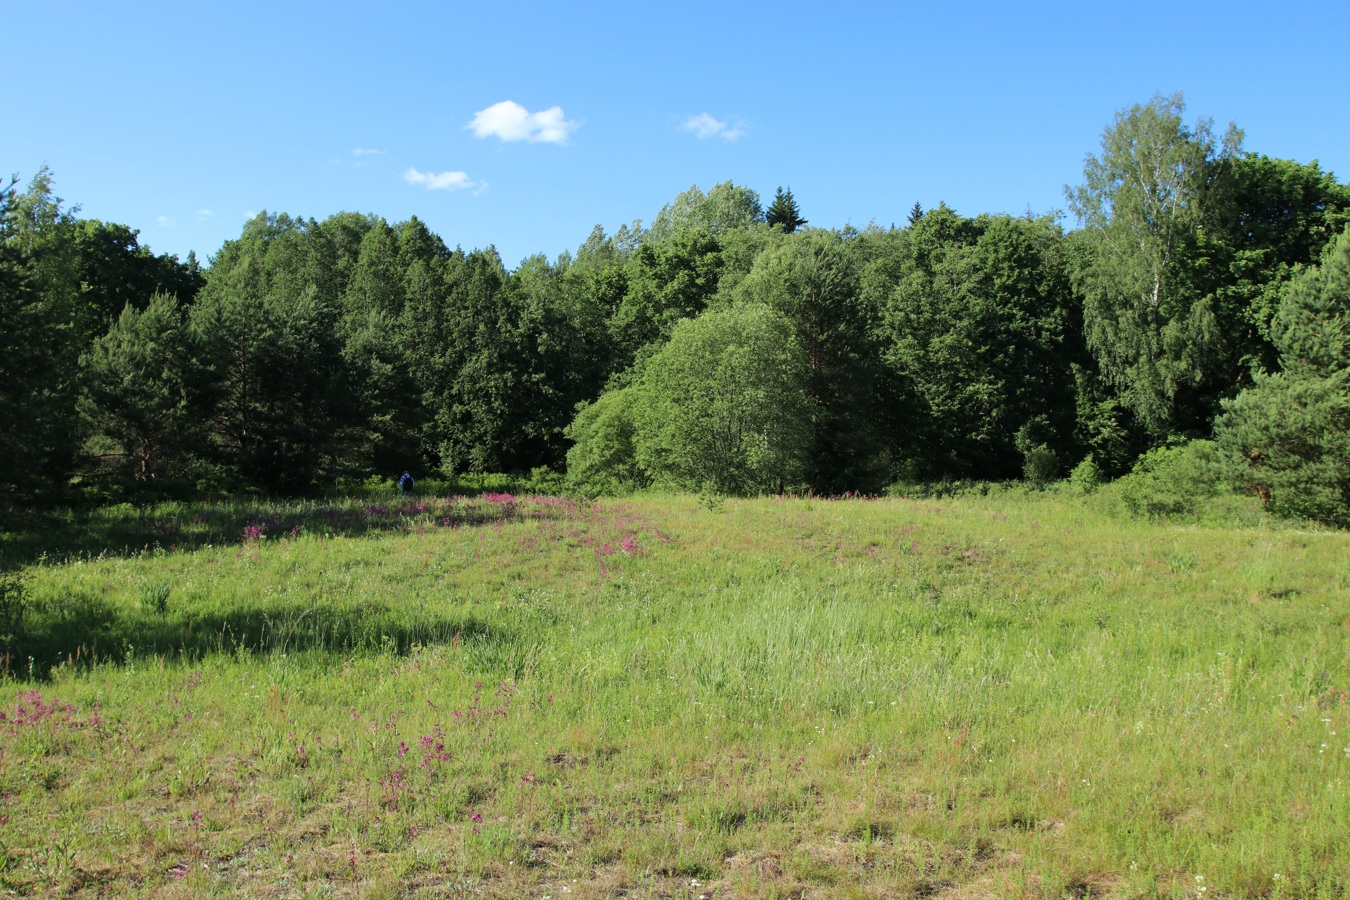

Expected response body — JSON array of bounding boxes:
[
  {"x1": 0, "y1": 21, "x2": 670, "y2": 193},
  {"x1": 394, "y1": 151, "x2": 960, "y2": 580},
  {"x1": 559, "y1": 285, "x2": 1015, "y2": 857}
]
[{"x1": 0, "y1": 689, "x2": 99, "y2": 732}]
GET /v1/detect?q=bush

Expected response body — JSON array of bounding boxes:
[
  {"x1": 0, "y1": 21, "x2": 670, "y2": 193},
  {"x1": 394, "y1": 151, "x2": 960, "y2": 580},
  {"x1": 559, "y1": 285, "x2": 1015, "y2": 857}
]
[
  {"x1": 1068, "y1": 454, "x2": 1104, "y2": 493},
  {"x1": 566, "y1": 304, "x2": 814, "y2": 497},
  {"x1": 0, "y1": 573, "x2": 24, "y2": 651},
  {"x1": 1108, "y1": 440, "x2": 1227, "y2": 519},
  {"x1": 564, "y1": 387, "x2": 647, "y2": 494},
  {"x1": 886, "y1": 479, "x2": 1003, "y2": 500},
  {"x1": 1022, "y1": 445, "x2": 1060, "y2": 487},
  {"x1": 523, "y1": 466, "x2": 568, "y2": 495}
]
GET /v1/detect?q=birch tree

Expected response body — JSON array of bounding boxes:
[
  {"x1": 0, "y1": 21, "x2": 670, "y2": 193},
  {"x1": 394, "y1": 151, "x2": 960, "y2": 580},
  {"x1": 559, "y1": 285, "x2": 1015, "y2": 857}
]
[{"x1": 1068, "y1": 92, "x2": 1240, "y2": 436}]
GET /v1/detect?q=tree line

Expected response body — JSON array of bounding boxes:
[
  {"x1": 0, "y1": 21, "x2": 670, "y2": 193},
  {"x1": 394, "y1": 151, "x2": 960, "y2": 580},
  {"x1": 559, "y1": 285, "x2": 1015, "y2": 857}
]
[{"x1": 2, "y1": 93, "x2": 1347, "y2": 524}]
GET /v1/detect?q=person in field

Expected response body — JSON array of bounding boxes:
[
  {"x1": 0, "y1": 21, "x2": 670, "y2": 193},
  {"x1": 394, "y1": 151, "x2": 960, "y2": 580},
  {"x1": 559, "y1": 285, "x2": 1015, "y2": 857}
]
[{"x1": 398, "y1": 471, "x2": 414, "y2": 494}]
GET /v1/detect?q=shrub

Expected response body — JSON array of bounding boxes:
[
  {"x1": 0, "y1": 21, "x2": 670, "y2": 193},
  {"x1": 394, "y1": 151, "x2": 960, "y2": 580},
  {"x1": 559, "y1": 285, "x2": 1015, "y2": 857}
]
[
  {"x1": 1109, "y1": 440, "x2": 1226, "y2": 519},
  {"x1": 1022, "y1": 445, "x2": 1060, "y2": 487},
  {"x1": 886, "y1": 479, "x2": 1001, "y2": 500},
  {"x1": 0, "y1": 573, "x2": 24, "y2": 650},
  {"x1": 564, "y1": 387, "x2": 647, "y2": 494},
  {"x1": 1068, "y1": 454, "x2": 1104, "y2": 493}
]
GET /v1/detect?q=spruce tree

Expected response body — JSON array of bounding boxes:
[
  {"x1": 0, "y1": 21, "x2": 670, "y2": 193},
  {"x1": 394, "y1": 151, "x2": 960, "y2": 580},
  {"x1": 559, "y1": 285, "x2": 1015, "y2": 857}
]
[{"x1": 765, "y1": 187, "x2": 807, "y2": 234}]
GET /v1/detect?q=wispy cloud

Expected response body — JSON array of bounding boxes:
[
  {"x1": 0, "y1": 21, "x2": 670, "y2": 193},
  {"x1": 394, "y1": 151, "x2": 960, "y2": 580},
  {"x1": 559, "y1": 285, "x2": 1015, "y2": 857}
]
[
  {"x1": 683, "y1": 113, "x2": 746, "y2": 141},
  {"x1": 196, "y1": 209, "x2": 215, "y2": 218},
  {"x1": 467, "y1": 100, "x2": 578, "y2": 144},
  {"x1": 403, "y1": 167, "x2": 484, "y2": 192},
  {"x1": 156, "y1": 215, "x2": 174, "y2": 227},
  {"x1": 351, "y1": 148, "x2": 384, "y2": 166}
]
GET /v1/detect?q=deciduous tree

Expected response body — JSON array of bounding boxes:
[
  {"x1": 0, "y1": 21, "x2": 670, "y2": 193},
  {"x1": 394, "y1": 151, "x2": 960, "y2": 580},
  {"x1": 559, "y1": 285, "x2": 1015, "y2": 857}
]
[
  {"x1": 632, "y1": 303, "x2": 812, "y2": 494},
  {"x1": 735, "y1": 230, "x2": 887, "y2": 491},
  {"x1": 1068, "y1": 92, "x2": 1240, "y2": 436}
]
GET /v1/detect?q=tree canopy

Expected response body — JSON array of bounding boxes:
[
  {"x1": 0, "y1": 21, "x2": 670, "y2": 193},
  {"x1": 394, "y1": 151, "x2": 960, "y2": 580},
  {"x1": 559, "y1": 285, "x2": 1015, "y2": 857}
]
[{"x1": 3, "y1": 94, "x2": 1348, "y2": 523}]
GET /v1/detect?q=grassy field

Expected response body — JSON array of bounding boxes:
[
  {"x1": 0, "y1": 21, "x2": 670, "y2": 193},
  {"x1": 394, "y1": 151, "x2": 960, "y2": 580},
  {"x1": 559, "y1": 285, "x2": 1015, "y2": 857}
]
[{"x1": 0, "y1": 490, "x2": 1346, "y2": 898}]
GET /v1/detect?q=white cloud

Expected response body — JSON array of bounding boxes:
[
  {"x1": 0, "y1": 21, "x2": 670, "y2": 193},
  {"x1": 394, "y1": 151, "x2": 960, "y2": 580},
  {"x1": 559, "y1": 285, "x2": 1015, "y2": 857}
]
[
  {"x1": 196, "y1": 209, "x2": 215, "y2": 218},
  {"x1": 351, "y1": 147, "x2": 384, "y2": 156},
  {"x1": 683, "y1": 113, "x2": 746, "y2": 141},
  {"x1": 156, "y1": 215, "x2": 174, "y2": 227},
  {"x1": 403, "y1": 167, "x2": 483, "y2": 192},
  {"x1": 467, "y1": 100, "x2": 578, "y2": 144}
]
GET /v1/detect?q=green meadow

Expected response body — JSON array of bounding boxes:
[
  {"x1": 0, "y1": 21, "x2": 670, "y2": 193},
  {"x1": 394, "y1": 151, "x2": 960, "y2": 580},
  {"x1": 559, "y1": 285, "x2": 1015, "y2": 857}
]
[{"x1": 0, "y1": 491, "x2": 1346, "y2": 898}]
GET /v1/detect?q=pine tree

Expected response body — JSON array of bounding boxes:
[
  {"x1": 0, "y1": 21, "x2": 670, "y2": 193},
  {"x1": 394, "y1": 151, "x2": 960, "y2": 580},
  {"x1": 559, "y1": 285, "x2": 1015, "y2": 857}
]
[
  {"x1": 765, "y1": 187, "x2": 807, "y2": 234},
  {"x1": 1216, "y1": 226, "x2": 1350, "y2": 525}
]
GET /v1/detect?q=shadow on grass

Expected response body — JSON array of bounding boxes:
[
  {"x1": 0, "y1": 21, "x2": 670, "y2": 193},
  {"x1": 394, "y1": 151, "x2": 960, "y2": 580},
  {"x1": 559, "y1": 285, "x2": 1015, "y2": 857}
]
[
  {"x1": 6, "y1": 588, "x2": 528, "y2": 680},
  {"x1": 0, "y1": 493, "x2": 584, "y2": 568}
]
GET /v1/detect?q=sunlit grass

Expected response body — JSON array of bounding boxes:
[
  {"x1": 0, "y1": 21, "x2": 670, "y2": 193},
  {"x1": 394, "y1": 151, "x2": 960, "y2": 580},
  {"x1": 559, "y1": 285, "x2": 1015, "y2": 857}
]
[{"x1": 1, "y1": 490, "x2": 1346, "y2": 897}]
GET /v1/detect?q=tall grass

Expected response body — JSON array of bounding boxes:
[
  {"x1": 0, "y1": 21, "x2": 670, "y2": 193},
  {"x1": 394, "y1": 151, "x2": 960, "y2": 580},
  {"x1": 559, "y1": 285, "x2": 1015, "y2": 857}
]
[{"x1": 0, "y1": 491, "x2": 1345, "y2": 897}]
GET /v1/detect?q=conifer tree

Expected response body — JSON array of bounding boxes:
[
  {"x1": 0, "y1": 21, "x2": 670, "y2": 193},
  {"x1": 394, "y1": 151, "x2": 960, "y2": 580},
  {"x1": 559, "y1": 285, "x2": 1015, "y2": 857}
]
[
  {"x1": 765, "y1": 187, "x2": 807, "y2": 233},
  {"x1": 1217, "y1": 226, "x2": 1350, "y2": 525}
]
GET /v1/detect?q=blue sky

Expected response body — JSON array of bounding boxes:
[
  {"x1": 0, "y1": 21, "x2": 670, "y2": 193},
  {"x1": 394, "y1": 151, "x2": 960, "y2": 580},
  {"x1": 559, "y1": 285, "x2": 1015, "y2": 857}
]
[{"x1": 5, "y1": 1, "x2": 1347, "y2": 270}]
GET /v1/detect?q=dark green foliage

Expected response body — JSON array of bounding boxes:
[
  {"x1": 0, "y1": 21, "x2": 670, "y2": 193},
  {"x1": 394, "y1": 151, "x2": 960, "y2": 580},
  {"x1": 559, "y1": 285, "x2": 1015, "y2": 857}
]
[
  {"x1": 401, "y1": 248, "x2": 588, "y2": 474},
  {"x1": 610, "y1": 229, "x2": 723, "y2": 366},
  {"x1": 1020, "y1": 445, "x2": 1060, "y2": 487},
  {"x1": 866, "y1": 208, "x2": 1082, "y2": 481},
  {"x1": 1070, "y1": 363, "x2": 1141, "y2": 477},
  {"x1": 1217, "y1": 372, "x2": 1349, "y2": 525},
  {"x1": 67, "y1": 218, "x2": 205, "y2": 330},
  {"x1": 559, "y1": 247, "x2": 628, "y2": 392},
  {"x1": 1267, "y1": 227, "x2": 1350, "y2": 379},
  {"x1": 765, "y1": 187, "x2": 807, "y2": 234},
  {"x1": 1067, "y1": 96, "x2": 1350, "y2": 442},
  {"x1": 736, "y1": 230, "x2": 888, "y2": 492},
  {"x1": 1068, "y1": 454, "x2": 1104, "y2": 493},
  {"x1": 567, "y1": 303, "x2": 813, "y2": 495},
  {"x1": 2, "y1": 172, "x2": 94, "y2": 493},
  {"x1": 80, "y1": 292, "x2": 204, "y2": 489},
  {"x1": 502, "y1": 254, "x2": 607, "y2": 468},
  {"x1": 0, "y1": 171, "x2": 206, "y2": 506},
  {"x1": 341, "y1": 308, "x2": 425, "y2": 476},
  {"x1": 1067, "y1": 93, "x2": 1239, "y2": 437},
  {"x1": 336, "y1": 215, "x2": 404, "y2": 320},
  {"x1": 190, "y1": 214, "x2": 363, "y2": 494},
  {"x1": 1217, "y1": 227, "x2": 1350, "y2": 525},
  {"x1": 0, "y1": 572, "x2": 24, "y2": 651},
  {"x1": 711, "y1": 224, "x2": 780, "y2": 299},
  {"x1": 400, "y1": 247, "x2": 508, "y2": 472},
  {"x1": 1207, "y1": 154, "x2": 1350, "y2": 367},
  {"x1": 0, "y1": 137, "x2": 1345, "y2": 517},
  {"x1": 0, "y1": 176, "x2": 48, "y2": 510}
]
